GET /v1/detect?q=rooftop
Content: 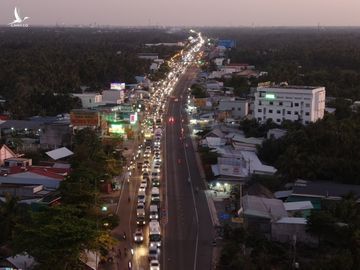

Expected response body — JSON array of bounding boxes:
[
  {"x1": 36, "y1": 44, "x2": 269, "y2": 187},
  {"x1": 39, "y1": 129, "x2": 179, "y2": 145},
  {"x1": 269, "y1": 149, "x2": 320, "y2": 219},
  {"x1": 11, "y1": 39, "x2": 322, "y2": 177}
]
[
  {"x1": 242, "y1": 195, "x2": 288, "y2": 220},
  {"x1": 292, "y1": 179, "x2": 360, "y2": 200},
  {"x1": 1, "y1": 166, "x2": 70, "y2": 180},
  {"x1": 260, "y1": 85, "x2": 323, "y2": 91}
]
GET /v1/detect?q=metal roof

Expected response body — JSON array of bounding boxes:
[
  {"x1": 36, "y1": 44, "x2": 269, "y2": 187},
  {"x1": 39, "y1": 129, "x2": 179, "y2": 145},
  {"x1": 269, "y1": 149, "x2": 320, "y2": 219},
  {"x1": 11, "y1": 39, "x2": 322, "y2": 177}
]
[{"x1": 46, "y1": 147, "x2": 74, "y2": 160}]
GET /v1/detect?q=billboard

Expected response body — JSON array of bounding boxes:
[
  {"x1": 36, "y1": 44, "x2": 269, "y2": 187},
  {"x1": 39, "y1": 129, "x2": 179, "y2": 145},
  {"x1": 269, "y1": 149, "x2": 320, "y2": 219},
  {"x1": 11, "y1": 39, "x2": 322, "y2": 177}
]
[
  {"x1": 70, "y1": 110, "x2": 100, "y2": 126},
  {"x1": 109, "y1": 124, "x2": 125, "y2": 134},
  {"x1": 218, "y1": 40, "x2": 236, "y2": 49},
  {"x1": 110, "y1": 83, "x2": 125, "y2": 90}
]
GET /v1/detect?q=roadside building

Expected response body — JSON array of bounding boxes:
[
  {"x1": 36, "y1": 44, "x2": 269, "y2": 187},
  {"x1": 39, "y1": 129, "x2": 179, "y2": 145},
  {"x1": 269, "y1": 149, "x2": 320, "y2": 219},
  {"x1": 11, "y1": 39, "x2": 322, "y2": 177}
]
[
  {"x1": 0, "y1": 165, "x2": 69, "y2": 189},
  {"x1": 287, "y1": 179, "x2": 360, "y2": 209},
  {"x1": 102, "y1": 89, "x2": 124, "y2": 104},
  {"x1": 254, "y1": 84, "x2": 326, "y2": 125},
  {"x1": 241, "y1": 195, "x2": 287, "y2": 236},
  {"x1": 0, "y1": 144, "x2": 17, "y2": 166},
  {"x1": 218, "y1": 98, "x2": 249, "y2": 119},
  {"x1": 72, "y1": 93, "x2": 102, "y2": 108},
  {"x1": 40, "y1": 120, "x2": 71, "y2": 150}
]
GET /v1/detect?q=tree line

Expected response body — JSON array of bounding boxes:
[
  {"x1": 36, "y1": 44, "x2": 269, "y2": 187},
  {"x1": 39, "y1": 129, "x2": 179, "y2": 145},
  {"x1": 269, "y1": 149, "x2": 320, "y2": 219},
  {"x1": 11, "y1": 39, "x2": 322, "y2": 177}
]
[{"x1": 0, "y1": 27, "x2": 186, "y2": 118}]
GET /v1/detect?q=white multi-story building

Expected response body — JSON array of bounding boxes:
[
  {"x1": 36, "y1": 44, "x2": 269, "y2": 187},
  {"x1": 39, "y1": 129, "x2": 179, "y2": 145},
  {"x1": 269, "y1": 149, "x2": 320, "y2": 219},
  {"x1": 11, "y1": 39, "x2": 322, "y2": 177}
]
[{"x1": 254, "y1": 85, "x2": 326, "y2": 125}]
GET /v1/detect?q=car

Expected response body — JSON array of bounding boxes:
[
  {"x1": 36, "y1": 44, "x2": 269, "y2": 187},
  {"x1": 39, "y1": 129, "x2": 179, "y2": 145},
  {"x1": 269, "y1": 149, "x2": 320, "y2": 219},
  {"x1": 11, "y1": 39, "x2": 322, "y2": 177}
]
[
  {"x1": 168, "y1": 116, "x2": 175, "y2": 124},
  {"x1": 142, "y1": 172, "x2": 149, "y2": 179},
  {"x1": 143, "y1": 160, "x2": 150, "y2": 165},
  {"x1": 142, "y1": 164, "x2": 149, "y2": 172},
  {"x1": 152, "y1": 178, "x2": 160, "y2": 187},
  {"x1": 137, "y1": 191, "x2": 146, "y2": 204},
  {"x1": 154, "y1": 161, "x2": 161, "y2": 167},
  {"x1": 139, "y1": 183, "x2": 146, "y2": 192},
  {"x1": 153, "y1": 164, "x2": 160, "y2": 172},
  {"x1": 151, "y1": 171, "x2": 160, "y2": 179},
  {"x1": 151, "y1": 187, "x2": 160, "y2": 203},
  {"x1": 149, "y1": 204, "x2": 159, "y2": 220},
  {"x1": 144, "y1": 150, "x2": 151, "y2": 158},
  {"x1": 133, "y1": 228, "x2": 144, "y2": 243},
  {"x1": 154, "y1": 156, "x2": 161, "y2": 163},
  {"x1": 148, "y1": 246, "x2": 160, "y2": 261},
  {"x1": 137, "y1": 202, "x2": 145, "y2": 216},
  {"x1": 150, "y1": 260, "x2": 160, "y2": 270},
  {"x1": 141, "y1": 179, "x2": 148, "y2": 187},
  {"x1": 136, "y1": 215, "x2": 146, "y2": 225}
]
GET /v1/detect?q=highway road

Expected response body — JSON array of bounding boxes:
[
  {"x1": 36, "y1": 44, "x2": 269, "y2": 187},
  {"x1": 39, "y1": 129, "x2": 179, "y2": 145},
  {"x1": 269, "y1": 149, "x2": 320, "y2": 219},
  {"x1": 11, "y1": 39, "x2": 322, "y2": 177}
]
[{"x1": 163, "y1": 66, "x2": 214, "y2": 270}]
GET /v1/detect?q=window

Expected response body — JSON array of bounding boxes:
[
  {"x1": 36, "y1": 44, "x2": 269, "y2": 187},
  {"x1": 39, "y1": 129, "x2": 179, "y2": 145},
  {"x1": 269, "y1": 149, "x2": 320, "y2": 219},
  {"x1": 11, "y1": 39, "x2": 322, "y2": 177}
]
[
  {"x1": 238, "y1": 108, "x2": 241, "y2": 111},
  {"x1": 89, "y1": 99, "x2": 92, "y2": 103},
  {"x1": 305, "y1": 121, "x2": 310, "y2": 124},
  {"x1": 276, "y1": 119, "x2": 281, "y2": 123},
  {"x1": 259, "y1": 101, "x2": 262, "y2": 105},
  {"x1": 279, "y1": 102, "x2": 283, "y2": 106},
  {"x1": 306, "y1": 103, "x2": 310, "y2": 107},
  {"x1": 294, "y1": 103, "x2": 299, "y2": 107},
  {"x1": 294, "y1": 111, "x2": 299, "y2": 115},
  {"x1": 232, "y1": 107, "x2": 235, "y2": 111},
  {"x1": 269, "y1": 101, "x2": 273, "y2": 105},
  {"x1": 258, "y1": 109, "x2": 262, "y2": 113},
  {"x1": 287, "y1": 111, "x2": 291, "y2": 115},
  {"x1": 305, "y1": 112, "x2": 310, "y2": 116},
  {"x1": 277, "y1": 110, "x2": 281, "y2": 114},
  {"x1": 269, "y1": 109, "x2": 273, "y2": 113},
  {"x1": 257, "y1": 117, "x2": 262, "y2": 121}
]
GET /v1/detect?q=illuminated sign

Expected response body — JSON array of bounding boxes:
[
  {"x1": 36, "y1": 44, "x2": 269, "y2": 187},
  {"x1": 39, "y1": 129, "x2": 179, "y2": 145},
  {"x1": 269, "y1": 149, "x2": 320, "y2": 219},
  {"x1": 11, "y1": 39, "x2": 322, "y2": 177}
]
[
  {"x1": 109, "y1": 124, "x2": 125, "y2": 134},
  {"x1": 110, "y1": 83, "x2": 125, "y2": 90},
  {"x1": 265, "y1": 93, "x2": 276, "y2": 99},
  {"x1": 130, "y1": 113, "x2": 138, "y2": 124}
]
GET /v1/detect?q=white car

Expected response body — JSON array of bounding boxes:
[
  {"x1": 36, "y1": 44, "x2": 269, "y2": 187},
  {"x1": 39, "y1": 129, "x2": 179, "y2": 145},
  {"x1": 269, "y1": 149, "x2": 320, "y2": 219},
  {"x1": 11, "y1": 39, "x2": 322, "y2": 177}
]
[
  {"x1": 150, "y1": 260, "x2": 160, "y2": 270},
  {"x1": 154, "y1": 156, "x2": 161, "y2": 163},
  {"x1": 141, "y1": 179, "x2": 148, "y2": 188},
  {"x1": 133, "y1": 228, "x2": 144, "y2": 243},
  {"x1": 139, "y1": 183, "x2": 146, "y2": 192}
]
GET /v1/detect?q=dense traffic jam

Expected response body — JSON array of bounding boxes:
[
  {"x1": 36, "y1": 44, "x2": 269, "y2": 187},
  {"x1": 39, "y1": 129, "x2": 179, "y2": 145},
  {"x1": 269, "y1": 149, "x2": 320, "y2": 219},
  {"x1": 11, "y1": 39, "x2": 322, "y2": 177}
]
[{"x1": 128, "y1": 31, "x2": 204, "y2": 270}]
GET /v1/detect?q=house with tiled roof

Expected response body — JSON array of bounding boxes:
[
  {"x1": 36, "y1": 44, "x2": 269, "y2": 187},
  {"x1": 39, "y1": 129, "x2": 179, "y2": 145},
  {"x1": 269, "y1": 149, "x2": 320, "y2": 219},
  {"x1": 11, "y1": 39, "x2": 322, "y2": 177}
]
[{"x1": 0, "y1": 165, "x2": 69, "y2": 189}]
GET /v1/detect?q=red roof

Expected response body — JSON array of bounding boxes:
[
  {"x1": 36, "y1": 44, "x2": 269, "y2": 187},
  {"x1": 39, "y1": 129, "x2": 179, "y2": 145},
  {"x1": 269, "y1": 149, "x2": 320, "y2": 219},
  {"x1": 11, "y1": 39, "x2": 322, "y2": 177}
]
[{"x1": 5, "y1": 166, "x2": 70, "y2": 180}]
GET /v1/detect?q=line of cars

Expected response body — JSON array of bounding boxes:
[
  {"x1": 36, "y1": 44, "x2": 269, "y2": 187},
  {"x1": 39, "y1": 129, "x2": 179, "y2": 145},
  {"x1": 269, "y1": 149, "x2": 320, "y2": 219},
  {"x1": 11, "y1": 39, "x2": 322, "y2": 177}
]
[
  {"x1": 131, "y1": 34, "x2": 204, "y2": 270},
  {"x1": 134, "y1": 128, "x2": 163, "y2": 270}
]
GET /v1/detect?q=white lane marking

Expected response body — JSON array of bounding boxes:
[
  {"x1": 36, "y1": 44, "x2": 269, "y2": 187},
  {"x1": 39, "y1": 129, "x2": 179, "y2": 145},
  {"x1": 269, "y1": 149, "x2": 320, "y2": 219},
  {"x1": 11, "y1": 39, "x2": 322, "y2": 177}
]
[{"x1": 180, "y1": 90, "x2": 200, "y2": 270}]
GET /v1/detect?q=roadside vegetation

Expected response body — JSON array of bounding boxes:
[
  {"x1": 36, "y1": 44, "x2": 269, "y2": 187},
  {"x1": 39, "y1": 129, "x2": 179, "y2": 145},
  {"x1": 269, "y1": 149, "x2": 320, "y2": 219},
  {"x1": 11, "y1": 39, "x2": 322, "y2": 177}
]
[{"x1": 0, "y1": 128, "x2": 122, "y2": 268}]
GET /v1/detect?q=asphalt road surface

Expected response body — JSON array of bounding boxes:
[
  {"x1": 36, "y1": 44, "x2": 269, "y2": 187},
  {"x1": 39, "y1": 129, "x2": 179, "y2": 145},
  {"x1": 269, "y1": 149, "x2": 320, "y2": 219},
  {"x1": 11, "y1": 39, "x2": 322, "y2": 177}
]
[{"x1": 163, "y1": 66, "x2": 214, "y2": 270}]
